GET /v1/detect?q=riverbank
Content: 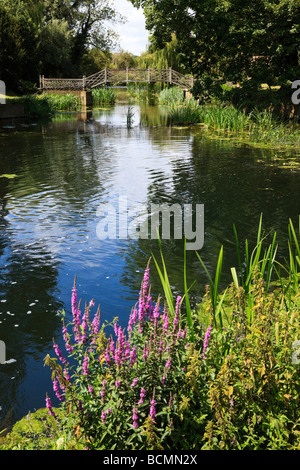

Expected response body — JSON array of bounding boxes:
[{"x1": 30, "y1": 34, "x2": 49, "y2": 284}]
[
  {"x1": 1, "y1": 217, "x2": 300, "y2": 450},
  {"x1": 167, "y1": 99, "x2": 300, "y2": 151}
]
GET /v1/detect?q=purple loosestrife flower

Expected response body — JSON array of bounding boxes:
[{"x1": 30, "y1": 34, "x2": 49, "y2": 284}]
[
  {"x1": 131, "y1": 377, "x2": 138, "y2": 387},
  {"x1": 109, "y1": 336, "x2": 115, "y2": 354},
  {"x1": 146, "y1": 291, "x2": 153, "y2": 318},
  {"x1": 88, "y1": 385, "x2": 94, "y2": 396},
  {"x1": 53, "y1": 377, "x2": 65, "y2": 402},
  {"x1": 130, "y1": 346, "x2": 137, "y2": 367},
  {"x1": 91, "y1": 308, "x2": 100, "y2": 338},
  {"x1": 53, "y1": 340, "x2": 68, "y2": 365},
  {"x1": 71, "y1": 279, "x2": 78, "y2": 317},
  {"x1": 104, "y1": 347, "x2": 111, "y2": 366},
  {"x1": 143, "y1": 343, "x2": 149, "y2": 361},
  {"x1": 138, "y1": 388, "x2": 146, "y2": 405},
  {"x1": 63, "y1": 367, "x2": 70, "y2": 382},
  {"x1": 202, "y1": 325, "x2": 212, "y2": 359},
  {"x1": 165, "y1": 357, "x2": 171, "y2": 369},
  {"x1": 101, "y1": 379, "x2": 106, "y2": 402},
  {"x1": 115, "y1": 379, "x2": 120, "y2": 388},
  {"x1": 143, "y1": 265, "x2": 150, "y2": 294},
  {"x1": 101, "y1": 410, "x2": 106, "y2": 425},
  {"x1": 62, "y1": 321, "x2": 74, "y2": 354},
  {"x1": 173, "y1": 295, "x2": 182, "y2": 331},
  {"x1": 81, "y1": 308, "x2": 88, "y2": 344},
  {"x1": 82, "y1": 354, "x2": 89, "y2": 375},
  {"x1": 114, "y1": 346, "x2": 121, "y2": 368},
  {"x1": 128, "y1": 306, "x2": 138, "y2": 332},
  {"x1": 162, "y1": 306, "x2": 169, "y2": 333},
  {"x1": 45, "y1": 394, "x2": 56, "y2": 417},
  {"x1": 150, "y1": 399, "x2": 156, "y2": 421},
  {"x1": 132, "y1": 406, "x2": 139, "y2": 429}
]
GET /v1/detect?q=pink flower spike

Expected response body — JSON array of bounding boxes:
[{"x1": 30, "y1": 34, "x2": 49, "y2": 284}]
[
  {"x1": 150, "y1": 399, "x2": 156, "y2": 421},
  {"x1": 131, "y1": 377, "x2": 138, "y2": 387}
]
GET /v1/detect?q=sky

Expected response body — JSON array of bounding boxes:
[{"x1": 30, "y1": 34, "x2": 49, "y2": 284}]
[{"x1": 112, "y1": 0, "x2": 149, "y2": 56}]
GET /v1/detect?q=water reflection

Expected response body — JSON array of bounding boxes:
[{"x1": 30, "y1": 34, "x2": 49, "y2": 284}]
[{"x1": 0, "y1": 103, "x2": 300, "y2": 429}]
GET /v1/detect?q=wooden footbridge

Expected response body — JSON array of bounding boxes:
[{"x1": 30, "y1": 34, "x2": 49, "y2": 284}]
[{"x1": 39, "y1": 68, "x2": 194, "y2": 91}]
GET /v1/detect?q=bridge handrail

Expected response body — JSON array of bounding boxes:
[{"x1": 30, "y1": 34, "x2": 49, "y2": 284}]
[{"x1": 40, "y1": 68, "x2": 194, "y2": 91}]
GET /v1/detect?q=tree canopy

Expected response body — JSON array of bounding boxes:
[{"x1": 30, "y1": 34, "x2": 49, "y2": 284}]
[
  {"x1": 0, "y1": 0, "x2": 124, "y2": 91},
  {"x1": 129, "y1": 0, "x2": 300, "y2": 89}
]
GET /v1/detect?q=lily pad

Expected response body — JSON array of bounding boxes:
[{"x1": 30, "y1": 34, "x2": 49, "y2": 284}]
[{"x1": 0, "y1": 174, "x2": 18, "y2": 179}]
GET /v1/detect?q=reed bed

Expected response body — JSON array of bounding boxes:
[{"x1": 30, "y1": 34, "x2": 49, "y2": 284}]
[
  {"x1": 166, "y1": 97, "x2": 300, "y2": 148},
  {"x1": 91, "y1": 87, "x2": 116, "y2": 105}
]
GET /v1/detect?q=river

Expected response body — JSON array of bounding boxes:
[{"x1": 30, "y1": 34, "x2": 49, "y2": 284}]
[{"x1": 0, "y1": 102, "x2": 300, "y2": 428}]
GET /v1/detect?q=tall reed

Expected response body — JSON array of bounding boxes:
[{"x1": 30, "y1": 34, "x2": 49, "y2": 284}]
[{"x1": 92, "y1": 87, "x2": 116, "y2": 105}]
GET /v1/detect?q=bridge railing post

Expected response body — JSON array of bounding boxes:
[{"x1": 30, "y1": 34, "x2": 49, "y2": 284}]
[
  {"x1": 104, "y1": 67, "x2": 107, "y2": 85},
  {"x1": 169, "y1": 67, "x2": 172, "y2": 84},
  {"x1": 83, "y1": 75, "x2": 86, "y2": 91}
]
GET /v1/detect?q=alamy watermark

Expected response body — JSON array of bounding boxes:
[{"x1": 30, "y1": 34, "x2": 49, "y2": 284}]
[
  {"x1": 0, "y1": 80, "x2": 6, "y2": 104},
  {"x1": 291, "y1": 80, "x2": 300, "y2": 105},
  {"x1": 96, "y1": 197, "x2": 204, "y2": 250}
]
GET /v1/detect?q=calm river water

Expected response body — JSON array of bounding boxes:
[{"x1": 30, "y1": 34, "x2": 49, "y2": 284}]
[{"x1": 0, "y1": 102, "x2": 300, "y2": 428}]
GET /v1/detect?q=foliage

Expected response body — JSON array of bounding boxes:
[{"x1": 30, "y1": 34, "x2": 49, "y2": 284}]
[
  {"x1": 0, "y1": 2, "x2": 38, "y2": 90},
  {"x1": 111, "y1": 50, "x2": 137, "y2": 69},
  {"x1": 91, "y1": 88, "x2": 116, "y2": 105},
  {"x1": 43, "y1": 268, "x2": 209, "y2": 450},
  {"x1": 166, "y1": 99, "x2": 300, "y2": 148},
  {"x1": 0, "y1": 0, "x2": 123, "y2": 91},
  {"x1": 130, "y1": 0, "x2": 300, "y2": 97},
  {"x1": 158, "y1": 87, "x2": 184, "y2": 105},
  {"x1": 16, "y1": 93, "x2": 81, "y2": 118},
  {"x1": 137, "y1": 34, "x2": 187, "y2": 74},
  {"x1": 0, "y1": 408, "x2": 62, "y2": 450},
  {"x1": 2, "y1": 218, "x2": 300, "y2": 450}
]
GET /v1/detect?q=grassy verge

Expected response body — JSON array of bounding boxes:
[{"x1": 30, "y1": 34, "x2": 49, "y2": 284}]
[{"x1": 1, "y1": 216, "x2": 300, "y2": 450}]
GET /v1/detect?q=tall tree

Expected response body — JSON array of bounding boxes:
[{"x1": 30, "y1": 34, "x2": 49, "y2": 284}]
[
  {"x1": 129, "y1": 0, "x2": 300, "y2": 90},
  {"x1": 44, "y1": 0, "x2": 124, "y2": 73}
]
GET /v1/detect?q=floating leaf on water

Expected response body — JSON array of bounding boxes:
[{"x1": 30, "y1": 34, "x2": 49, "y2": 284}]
[{"x1": 0, "y1": 174, "x2": 18, "y2": 179}]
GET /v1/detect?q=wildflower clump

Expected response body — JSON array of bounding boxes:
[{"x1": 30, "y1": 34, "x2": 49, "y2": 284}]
[{"x1": 44, "y1": 265, "x2": 207, "y2": 450}]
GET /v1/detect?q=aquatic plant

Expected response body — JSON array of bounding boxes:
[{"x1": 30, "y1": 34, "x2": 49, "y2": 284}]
[
  {"x1": 158, "y1": 87, "x2": 185, "y2": 105},
  {"x1": 91, "y1": 87, "x2": 116, "y2": 105}
]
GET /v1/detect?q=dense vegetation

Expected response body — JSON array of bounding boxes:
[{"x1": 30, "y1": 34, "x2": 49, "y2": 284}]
[
  {"x1": 0, "y1": 0, "x2": 123, "y2": 92},
  {"x1": 129, "y1": 0, "x2": 300, "y2": 108},
  {"x1": 1, "y1": 217, "x2": 300, "y2": 450}
]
